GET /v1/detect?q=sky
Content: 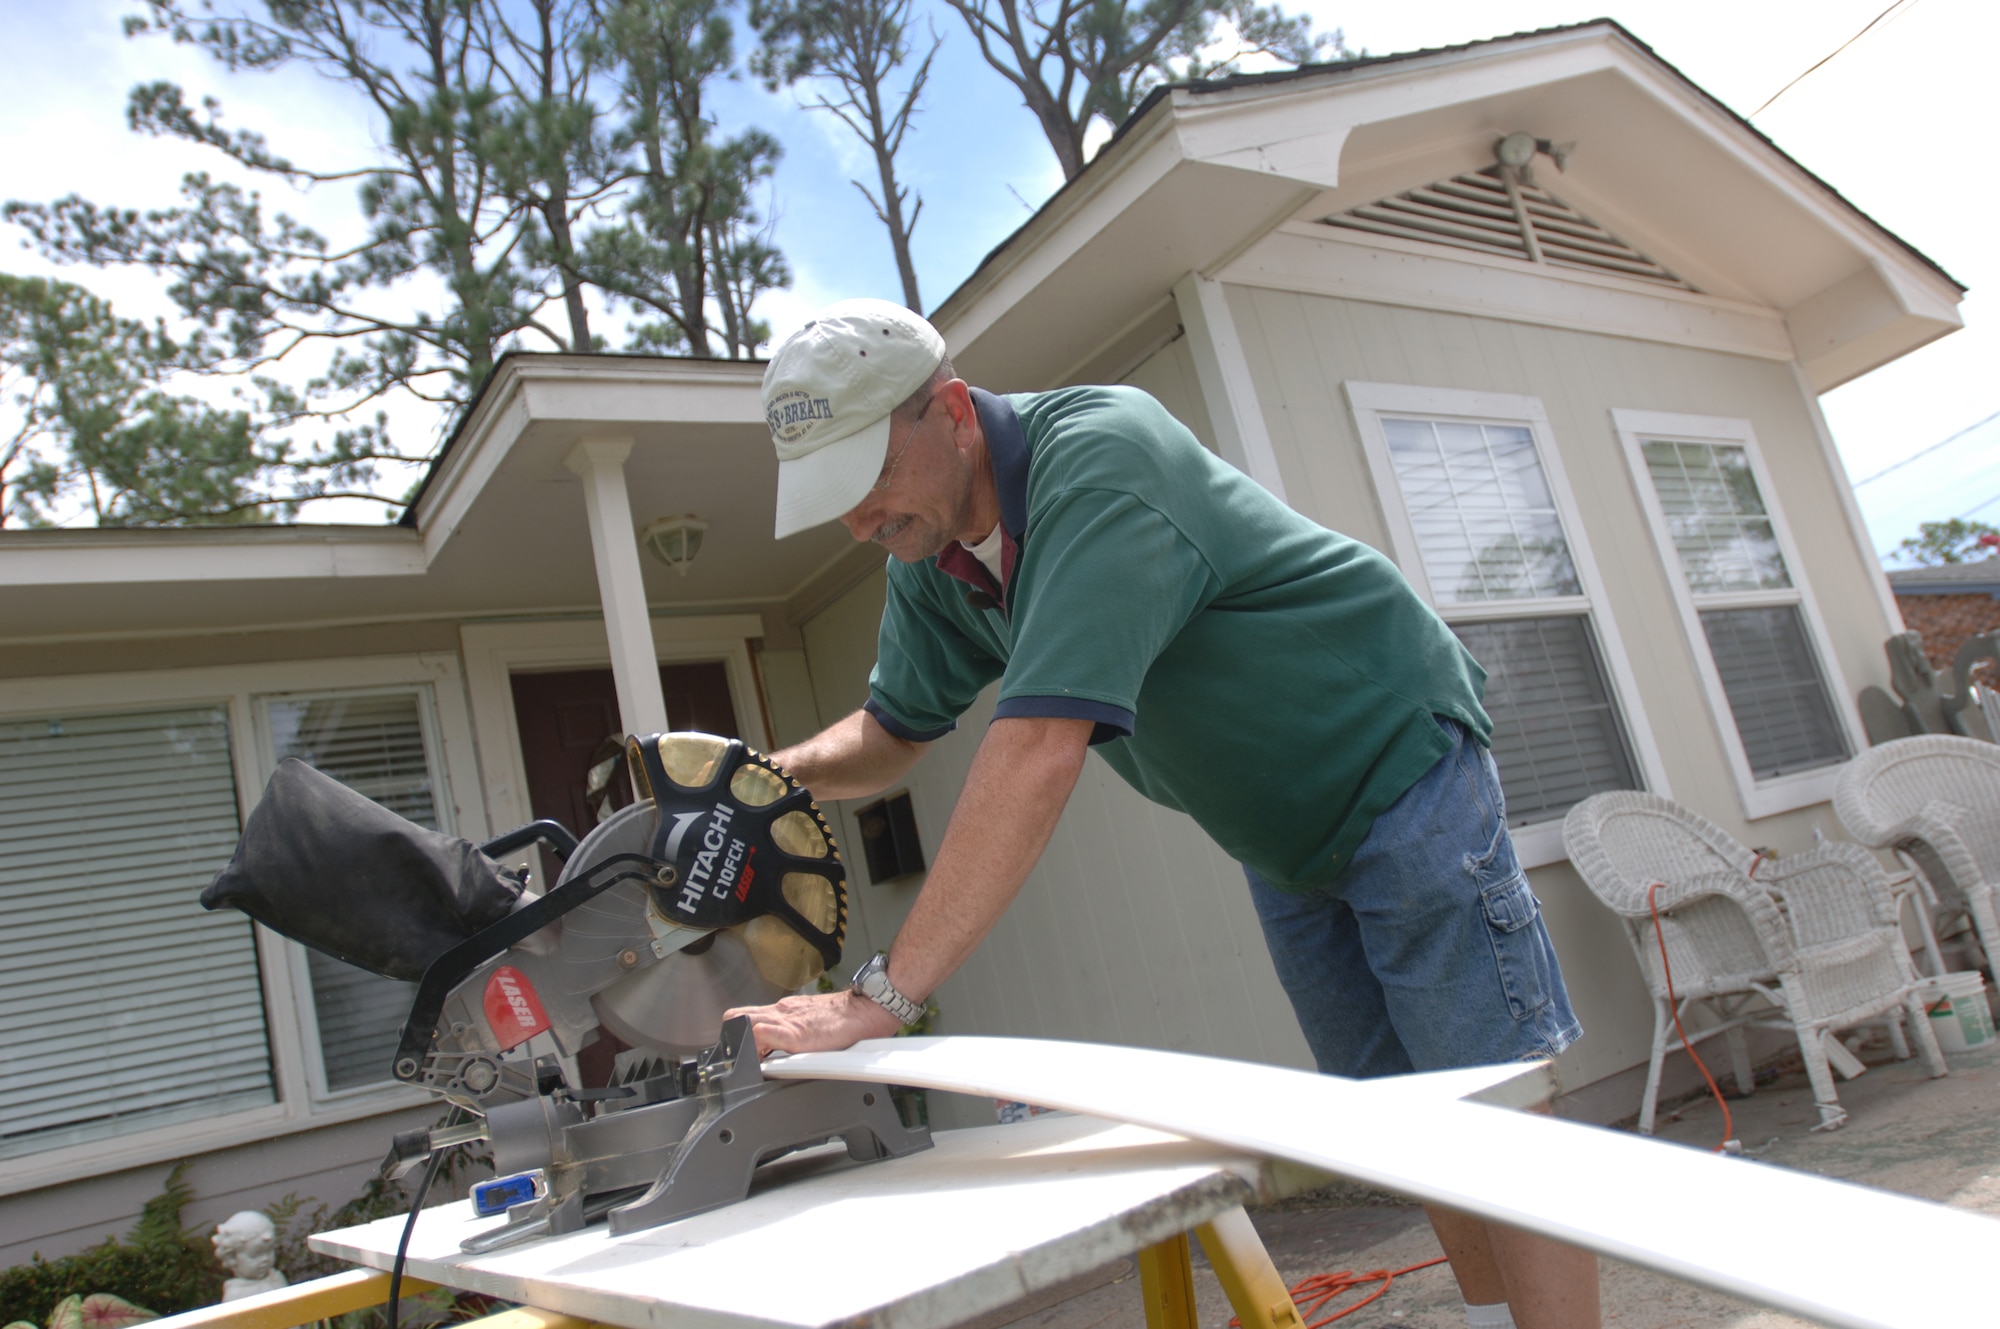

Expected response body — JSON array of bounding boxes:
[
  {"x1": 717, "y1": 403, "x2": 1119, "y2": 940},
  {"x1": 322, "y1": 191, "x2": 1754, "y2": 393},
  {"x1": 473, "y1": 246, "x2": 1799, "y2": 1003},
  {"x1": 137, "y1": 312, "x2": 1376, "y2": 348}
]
[{"x1": 2, "y1": 0, "x2": 1992, "y2": 561}]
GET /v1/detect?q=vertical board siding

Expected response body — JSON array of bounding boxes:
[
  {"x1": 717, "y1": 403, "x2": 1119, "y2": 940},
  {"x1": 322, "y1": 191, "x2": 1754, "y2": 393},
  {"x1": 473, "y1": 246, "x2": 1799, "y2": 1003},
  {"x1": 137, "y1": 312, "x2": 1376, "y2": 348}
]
[
  {"x1": 1118, "y1": 333, "x2": 1221, "y2": 454},
  {"x1": 1226, "y1": 282, "x2": 1898, "y2": 1091}
]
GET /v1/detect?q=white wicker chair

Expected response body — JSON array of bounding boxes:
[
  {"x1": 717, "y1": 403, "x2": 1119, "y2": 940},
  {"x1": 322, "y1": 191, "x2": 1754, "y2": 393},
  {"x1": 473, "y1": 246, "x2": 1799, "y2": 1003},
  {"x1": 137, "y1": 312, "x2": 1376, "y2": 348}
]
[
  {"x1": 1834, "y1": 735, "x2": 2000, "y2": 976},
  {"x1": 1564, "y1": 791, "x2": 1946, "y2": 1133}
]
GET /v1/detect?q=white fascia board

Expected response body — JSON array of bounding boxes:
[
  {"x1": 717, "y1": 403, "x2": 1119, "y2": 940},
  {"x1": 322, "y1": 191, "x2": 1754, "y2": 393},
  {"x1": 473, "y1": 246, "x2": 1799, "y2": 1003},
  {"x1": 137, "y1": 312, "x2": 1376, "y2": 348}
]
[
  {"x1": 0, "y1": 530, "x2": 423, "y2": 587},
  {"x1": 519, "y1": 361, "x2": 767, "y2": 425},
  {"x1": 1170, "y1": 30, "x2": 1623, "y2": 177},
  {"x1": 417, "y1": 362, "x2": 534, "y2": 565},
  {"x1": 936, "y1": 113, "x2": 1187, "y2": 358}
]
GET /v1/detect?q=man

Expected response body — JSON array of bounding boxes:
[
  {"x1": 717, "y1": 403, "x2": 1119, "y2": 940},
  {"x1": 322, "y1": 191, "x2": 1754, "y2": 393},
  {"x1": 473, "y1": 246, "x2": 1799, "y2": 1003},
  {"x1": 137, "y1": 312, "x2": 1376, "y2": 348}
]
[{"x1": 728, "y1": 298, "x2": 1600, "y2": 1329}]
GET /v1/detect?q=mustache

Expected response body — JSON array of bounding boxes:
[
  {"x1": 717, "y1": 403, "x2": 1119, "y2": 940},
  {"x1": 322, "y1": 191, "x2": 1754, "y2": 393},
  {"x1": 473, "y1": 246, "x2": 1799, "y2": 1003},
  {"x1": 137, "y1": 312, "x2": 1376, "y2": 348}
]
[{"x1": 872, "y1": 515, "x2": 914, "y2": 544}]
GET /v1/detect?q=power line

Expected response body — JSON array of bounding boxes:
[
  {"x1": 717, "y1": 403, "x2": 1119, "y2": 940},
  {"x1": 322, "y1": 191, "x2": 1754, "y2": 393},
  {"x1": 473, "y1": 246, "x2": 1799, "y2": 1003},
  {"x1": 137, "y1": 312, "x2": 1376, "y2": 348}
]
[
  {"x1": 1853, "y1": 407, "x2": 2000, "y2": 487},
  {"x1": 1958, "y1": 491, "x2": 2000, "y2": 522},
  {"x1": 1752, "y1": 0, "x2": 1921, "y2": 118}
]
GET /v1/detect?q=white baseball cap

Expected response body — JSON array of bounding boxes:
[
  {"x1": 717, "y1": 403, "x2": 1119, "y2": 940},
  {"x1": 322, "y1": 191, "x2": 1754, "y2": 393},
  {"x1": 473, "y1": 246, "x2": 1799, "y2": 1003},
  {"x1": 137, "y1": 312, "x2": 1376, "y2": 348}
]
[{"x1": 762, "y1": 299, "x2": 946, "y2": 538}]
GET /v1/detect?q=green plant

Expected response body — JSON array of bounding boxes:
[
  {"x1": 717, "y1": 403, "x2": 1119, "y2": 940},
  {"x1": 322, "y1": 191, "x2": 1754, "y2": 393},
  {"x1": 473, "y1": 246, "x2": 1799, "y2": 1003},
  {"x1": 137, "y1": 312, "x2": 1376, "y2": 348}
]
[
  {"x1": 263, "y1": 1174, "x2": 411, "y2": 1287},
  {"x1": 0, "y1": 1166, "x2": 220, "y2": 1327}
]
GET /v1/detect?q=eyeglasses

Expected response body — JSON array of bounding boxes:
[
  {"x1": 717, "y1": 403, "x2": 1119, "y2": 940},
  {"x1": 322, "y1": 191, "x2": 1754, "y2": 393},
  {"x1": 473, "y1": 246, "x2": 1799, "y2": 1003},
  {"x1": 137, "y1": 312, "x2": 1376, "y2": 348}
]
[{"x1": 871, "y1": 393, "x2": 936, "y2": 494}]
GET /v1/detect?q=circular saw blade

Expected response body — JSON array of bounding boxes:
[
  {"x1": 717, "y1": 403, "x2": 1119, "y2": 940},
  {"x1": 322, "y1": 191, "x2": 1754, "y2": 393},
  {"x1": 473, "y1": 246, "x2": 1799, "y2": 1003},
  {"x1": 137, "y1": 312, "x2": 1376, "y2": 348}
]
[{"x1": 562, "y1": 733, "x2": 847, "y2": 1055}]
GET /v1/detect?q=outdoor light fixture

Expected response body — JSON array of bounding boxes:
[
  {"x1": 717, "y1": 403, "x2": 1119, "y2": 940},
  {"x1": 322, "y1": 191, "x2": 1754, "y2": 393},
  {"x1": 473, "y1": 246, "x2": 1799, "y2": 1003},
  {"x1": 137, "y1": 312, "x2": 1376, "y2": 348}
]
[{"x1": 641, "y1": 515, "x2": 708, "y2": 576}]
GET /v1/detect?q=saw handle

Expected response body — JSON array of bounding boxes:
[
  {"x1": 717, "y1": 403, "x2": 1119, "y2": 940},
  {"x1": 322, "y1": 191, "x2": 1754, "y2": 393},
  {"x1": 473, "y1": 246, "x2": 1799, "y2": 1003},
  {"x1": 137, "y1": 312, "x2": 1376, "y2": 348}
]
[{"x1": 481, "y1": 820, "x2": 581, "y2": 862}]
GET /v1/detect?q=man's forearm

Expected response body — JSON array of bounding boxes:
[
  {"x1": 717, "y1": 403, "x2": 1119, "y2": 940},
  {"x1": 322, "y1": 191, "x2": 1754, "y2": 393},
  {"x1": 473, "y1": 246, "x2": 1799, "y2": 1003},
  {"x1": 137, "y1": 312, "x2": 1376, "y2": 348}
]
[
  {"x1": 885, "y1": 716, "x2": 1093, "y2": 1001},
  {"x1": 726, "y1": 714, "x2": 1093, "y2": 1055},
  {"x1": 772, "y1": 707, "x2": 925, "y2": 801}
]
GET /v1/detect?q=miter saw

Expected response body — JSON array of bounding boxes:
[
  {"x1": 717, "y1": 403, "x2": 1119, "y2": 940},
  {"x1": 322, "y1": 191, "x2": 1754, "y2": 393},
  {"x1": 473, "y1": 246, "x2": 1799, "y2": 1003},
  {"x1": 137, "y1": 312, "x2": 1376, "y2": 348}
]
[{"x1": 204, "y1": 732, "x2": 932, "y2": 1250}]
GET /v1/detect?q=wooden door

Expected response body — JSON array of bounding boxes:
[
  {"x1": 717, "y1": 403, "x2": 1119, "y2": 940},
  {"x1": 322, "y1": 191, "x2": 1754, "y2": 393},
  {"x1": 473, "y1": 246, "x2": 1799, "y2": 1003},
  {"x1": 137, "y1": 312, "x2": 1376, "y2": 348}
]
[{"x1": 509, "y1": 662, "x2": 740, "y2": 836}]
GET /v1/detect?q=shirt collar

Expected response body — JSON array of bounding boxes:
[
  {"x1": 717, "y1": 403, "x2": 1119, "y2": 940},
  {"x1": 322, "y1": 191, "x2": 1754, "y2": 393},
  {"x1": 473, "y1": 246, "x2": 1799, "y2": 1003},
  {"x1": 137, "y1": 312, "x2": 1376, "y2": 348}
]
[
  {"x1": 934, "y1": 389, "x2": 1028, "y2": 605},
  {"x1": 972, "y1": 387, "x2": 1030, "y2": 541}
]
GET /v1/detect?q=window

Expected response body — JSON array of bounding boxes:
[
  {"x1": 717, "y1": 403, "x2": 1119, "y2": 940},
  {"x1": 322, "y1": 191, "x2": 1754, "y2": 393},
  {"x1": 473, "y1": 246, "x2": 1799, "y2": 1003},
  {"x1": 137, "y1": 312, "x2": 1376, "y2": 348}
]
[
  {"x1": 1614, "y1": 411, "x2": 1858, "y2": 817},
  {"x1": 1348, "y1": 384, "x2": 1661, "y2": 864},
  {"x1": 0, "y1": 707, "x2": 274, "y2": 1160},
  {"x1": 260, "y1": 690, "x2": 447, "y2": 1095},
  {"x1": 0, "y1": 655, "x2": 476, "y2": 1191}
]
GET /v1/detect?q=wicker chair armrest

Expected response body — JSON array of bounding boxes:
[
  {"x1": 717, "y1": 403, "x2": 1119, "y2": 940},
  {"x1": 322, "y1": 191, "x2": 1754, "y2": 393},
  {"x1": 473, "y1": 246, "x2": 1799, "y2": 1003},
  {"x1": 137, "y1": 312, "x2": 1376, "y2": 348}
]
[
  {"x1": 1642, "y1": 871, "x2": 1793, "y2": 958},
  {"x1": 1757, "y1": 845, "x2": 1900, "y2": 942},
  {"x1": 1888, "y1": 804, "x2": 1991, "y2": 885}
]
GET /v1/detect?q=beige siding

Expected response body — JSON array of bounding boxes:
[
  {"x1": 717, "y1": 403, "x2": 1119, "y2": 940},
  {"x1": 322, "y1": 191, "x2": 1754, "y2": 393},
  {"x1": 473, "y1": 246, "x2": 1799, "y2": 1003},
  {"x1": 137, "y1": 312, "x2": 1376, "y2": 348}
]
[
  {"x1": 0, "y1": 1103, "x2": 436, "y2": 1267},
  {"x1": 1118, "y1": 332, "x2": 1220, "y2": 453},
  {"x1": 755, "y1": 647, "x2": 824, "y2": 749},
  {"x1": 1221, "y1": 283, "x2": 1903, "y2": 1088}
]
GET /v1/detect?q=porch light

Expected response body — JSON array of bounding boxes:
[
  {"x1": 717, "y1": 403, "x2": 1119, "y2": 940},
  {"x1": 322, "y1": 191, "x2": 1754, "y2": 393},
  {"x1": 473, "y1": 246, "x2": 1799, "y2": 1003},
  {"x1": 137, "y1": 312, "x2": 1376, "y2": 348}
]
[{"x1": 641, "y1": 515, "x2": 708, "y2": 576}]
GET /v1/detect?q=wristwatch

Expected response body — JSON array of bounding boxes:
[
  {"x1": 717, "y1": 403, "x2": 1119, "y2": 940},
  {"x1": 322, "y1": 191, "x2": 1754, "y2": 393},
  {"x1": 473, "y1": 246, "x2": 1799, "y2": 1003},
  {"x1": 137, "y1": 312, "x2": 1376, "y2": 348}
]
[{"x1": 849, "y1": 952, "x2": 925, "y2": 1027}]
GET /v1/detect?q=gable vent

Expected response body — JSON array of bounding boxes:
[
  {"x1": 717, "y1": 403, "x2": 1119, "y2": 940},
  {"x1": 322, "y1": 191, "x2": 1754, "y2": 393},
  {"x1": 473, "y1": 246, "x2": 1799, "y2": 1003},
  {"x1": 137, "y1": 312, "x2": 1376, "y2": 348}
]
[{"x1": 1320, "y1": 168, "x2": 1694, "y2": 291}]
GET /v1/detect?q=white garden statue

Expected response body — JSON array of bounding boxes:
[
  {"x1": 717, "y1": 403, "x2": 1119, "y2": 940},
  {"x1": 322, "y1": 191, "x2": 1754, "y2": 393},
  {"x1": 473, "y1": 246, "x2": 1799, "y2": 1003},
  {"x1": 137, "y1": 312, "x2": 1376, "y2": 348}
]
[{"x1": 212, "y1": 1211, "x2": 288, "y2": 1302}]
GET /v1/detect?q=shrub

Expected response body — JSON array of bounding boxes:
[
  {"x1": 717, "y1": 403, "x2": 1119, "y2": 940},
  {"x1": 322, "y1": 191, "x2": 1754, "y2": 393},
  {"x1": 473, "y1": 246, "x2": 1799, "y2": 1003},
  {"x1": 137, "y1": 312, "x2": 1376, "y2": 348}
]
[{"x1": 0, "y1": 1168, "x2": 219, "y2": 1327}]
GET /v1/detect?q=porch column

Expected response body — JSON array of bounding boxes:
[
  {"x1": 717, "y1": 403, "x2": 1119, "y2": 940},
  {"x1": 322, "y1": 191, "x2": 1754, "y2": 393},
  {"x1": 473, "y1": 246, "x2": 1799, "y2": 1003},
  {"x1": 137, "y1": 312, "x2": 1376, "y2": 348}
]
[{"x1": 565, "y1": 437, "x2": 670, "y2": 736}]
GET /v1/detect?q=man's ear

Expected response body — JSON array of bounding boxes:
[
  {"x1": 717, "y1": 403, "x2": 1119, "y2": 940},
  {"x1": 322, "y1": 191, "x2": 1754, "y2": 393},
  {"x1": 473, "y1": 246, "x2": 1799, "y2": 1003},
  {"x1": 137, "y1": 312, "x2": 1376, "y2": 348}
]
[{"x1": 940, "y1": 379, "x2": 979, "y2": 454}]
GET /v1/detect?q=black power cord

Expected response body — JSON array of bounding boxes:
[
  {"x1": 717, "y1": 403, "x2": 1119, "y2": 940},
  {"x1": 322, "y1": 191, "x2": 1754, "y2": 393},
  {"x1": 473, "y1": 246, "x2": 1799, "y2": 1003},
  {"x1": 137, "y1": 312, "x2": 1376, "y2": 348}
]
[{"x1": 388, "y1": 1108, "x2": 466, "y2": 1329}]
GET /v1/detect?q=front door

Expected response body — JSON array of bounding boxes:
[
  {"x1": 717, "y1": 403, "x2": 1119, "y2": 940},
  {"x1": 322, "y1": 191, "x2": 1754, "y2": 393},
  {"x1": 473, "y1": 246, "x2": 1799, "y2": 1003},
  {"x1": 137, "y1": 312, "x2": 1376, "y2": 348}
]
[{"x1": 509, "y1": 662, "x2": 740, "y2": 835}]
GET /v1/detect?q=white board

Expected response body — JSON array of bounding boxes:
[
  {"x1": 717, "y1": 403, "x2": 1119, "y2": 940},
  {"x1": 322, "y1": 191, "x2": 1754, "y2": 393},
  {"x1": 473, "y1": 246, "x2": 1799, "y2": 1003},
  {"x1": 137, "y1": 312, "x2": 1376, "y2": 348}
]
[
  {"x1": 767, "y1": 1036, "x2": 1996, "y2": 1329},
  {"x1": 313, "y1": 1115, "x2": 1313, "y2": 1329}
]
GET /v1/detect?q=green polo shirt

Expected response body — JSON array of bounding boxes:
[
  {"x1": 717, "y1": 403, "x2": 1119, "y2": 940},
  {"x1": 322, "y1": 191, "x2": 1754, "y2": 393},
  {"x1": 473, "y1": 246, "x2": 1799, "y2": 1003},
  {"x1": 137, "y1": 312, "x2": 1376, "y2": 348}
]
[{"x1": 862, "y1": 386, "x2": 1490, "y2": 890}]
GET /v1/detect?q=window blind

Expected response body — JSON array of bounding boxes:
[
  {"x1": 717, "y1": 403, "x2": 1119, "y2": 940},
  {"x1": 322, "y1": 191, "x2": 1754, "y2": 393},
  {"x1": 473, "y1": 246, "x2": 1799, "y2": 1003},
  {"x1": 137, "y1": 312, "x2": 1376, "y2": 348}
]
[
  {"x1": 1451, "y1": 616, "x2": 1639, "y2": 826},
  {"x1": 1699, "y1": 607, "x2": 1849, "y2": 778},
  {"x1": 266, "y1": 693, "x2": 433, "y2": 1092},
  {"x1": 1640, "y1": 437, "x2": 1849, "y2": 780},
  {"x1": 1640, "y1": 441, "x2": 1789, "y2": 592},
  {"x1": 0, "y1": 707, "x2": 275, "y2": 1158},
  {"x1": 1382, "y1": 418, "x2": 1579, "y2": 603}
]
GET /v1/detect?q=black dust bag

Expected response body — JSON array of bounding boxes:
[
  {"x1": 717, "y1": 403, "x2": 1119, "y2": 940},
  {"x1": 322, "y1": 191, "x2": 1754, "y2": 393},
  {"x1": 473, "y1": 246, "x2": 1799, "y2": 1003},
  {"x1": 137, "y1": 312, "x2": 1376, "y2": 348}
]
[{"x1": 202, "y1": 757, "x2": 524, "y2": 981}]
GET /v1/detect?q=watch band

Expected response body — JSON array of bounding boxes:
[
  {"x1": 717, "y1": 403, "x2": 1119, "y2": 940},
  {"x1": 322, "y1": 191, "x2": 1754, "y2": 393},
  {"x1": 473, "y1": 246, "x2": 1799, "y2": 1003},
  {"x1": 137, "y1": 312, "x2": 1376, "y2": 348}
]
[{"x1": 849, "y1": 952, "x2": 925, "y2": 1027}]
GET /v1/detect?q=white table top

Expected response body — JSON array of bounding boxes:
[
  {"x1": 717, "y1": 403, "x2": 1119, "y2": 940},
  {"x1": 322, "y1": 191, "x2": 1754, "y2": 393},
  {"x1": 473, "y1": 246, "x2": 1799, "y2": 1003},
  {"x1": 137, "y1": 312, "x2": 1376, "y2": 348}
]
[{"x1": 312, "y1": 1114, "x2": 1320, "y2": 1329}]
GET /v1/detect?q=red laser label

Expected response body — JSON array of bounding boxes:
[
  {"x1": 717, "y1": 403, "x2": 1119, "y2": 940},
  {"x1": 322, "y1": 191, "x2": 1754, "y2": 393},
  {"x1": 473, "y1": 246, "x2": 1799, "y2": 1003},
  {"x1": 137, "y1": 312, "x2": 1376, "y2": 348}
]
[{"x1": 483, "y1": 965, "x2": 551, "y2": 1050}]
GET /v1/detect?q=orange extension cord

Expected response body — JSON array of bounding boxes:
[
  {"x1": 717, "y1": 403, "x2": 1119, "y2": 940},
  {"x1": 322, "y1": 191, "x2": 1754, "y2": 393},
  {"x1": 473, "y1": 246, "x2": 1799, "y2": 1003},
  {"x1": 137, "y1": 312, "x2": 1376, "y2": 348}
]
[
  {"x1": 1227, "y1": 1259, "x2": 1450, "y2": 1328},
  {"x1": 1649, "y1": 878, "x2": 1737, "y2": 1152}
]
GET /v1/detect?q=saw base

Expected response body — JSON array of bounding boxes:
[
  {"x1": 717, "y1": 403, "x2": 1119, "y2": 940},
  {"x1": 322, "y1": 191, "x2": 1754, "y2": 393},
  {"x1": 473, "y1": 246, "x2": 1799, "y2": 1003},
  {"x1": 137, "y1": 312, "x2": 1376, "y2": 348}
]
[{"x1": 461, "y1": 1017, "x2": 932, "y2": 1250}]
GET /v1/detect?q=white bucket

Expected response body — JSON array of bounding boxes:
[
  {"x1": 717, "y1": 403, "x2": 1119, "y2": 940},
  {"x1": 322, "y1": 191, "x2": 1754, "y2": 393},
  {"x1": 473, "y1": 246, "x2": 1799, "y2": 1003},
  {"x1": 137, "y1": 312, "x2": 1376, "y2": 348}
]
[{"x1": 1922, "y1": 971, "x2": 1995, "y2": 1053}]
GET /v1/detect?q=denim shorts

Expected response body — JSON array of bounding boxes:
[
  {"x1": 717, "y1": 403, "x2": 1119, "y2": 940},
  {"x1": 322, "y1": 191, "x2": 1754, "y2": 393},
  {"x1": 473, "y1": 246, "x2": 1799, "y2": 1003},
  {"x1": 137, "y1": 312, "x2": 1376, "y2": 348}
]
[{"x1": 1246, "y1": 717, "x2": 1580, "y2": 1079}]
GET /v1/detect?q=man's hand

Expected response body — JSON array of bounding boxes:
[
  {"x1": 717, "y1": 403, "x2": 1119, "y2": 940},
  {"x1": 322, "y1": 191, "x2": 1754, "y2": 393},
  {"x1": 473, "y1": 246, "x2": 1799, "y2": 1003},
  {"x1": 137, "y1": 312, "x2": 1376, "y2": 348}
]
[{"x1": 726, "y1": 989, "x2": 901, "y2": 1056}]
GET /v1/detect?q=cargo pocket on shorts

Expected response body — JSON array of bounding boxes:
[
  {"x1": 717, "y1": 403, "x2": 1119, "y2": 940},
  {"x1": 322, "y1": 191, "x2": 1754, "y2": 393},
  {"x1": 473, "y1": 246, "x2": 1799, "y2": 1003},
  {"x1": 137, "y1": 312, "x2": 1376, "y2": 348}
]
[{"x1": 1479, "y1": 868, "x2": 1555, "y2": 1022}]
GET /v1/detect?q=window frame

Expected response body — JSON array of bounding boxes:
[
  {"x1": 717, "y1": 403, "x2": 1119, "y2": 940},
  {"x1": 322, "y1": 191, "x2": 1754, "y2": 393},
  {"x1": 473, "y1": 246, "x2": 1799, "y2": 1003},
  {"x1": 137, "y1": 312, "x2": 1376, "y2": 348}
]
[
  {"x1": 1346, "y1": 381, "x2": 1669, "y2": 866},
  {"x1": 250, "y1": 683, "x2": 458, "y2": 1106},
  {"x1": 0, "y1": 654, "x2": 478, "y2": 1196},
  {"x1": 1612, "y1": 408, "x2": 1865, "y2": 820}
]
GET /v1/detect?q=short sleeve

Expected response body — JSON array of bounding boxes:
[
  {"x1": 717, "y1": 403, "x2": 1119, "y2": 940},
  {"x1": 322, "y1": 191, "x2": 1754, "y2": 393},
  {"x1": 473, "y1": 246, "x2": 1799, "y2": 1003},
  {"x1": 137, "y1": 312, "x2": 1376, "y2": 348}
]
[
  {"x1": 996, "y1": 486, "x2": 1218, "y2": 738},
  {"x1": 867, "y1": 571, "x2": 1006, "y2": 741}
]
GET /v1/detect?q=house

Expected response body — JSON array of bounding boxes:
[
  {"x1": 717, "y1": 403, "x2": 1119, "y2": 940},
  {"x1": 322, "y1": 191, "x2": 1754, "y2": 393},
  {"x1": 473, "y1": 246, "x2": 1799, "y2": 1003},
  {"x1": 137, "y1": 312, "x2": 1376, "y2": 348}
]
[
  {"x1": 0, "y1": 20, "x2": 1963, "y2": 1265},
  {"x1": 1889, "y1": 556, "x2": 2000, "y2": 669}
]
